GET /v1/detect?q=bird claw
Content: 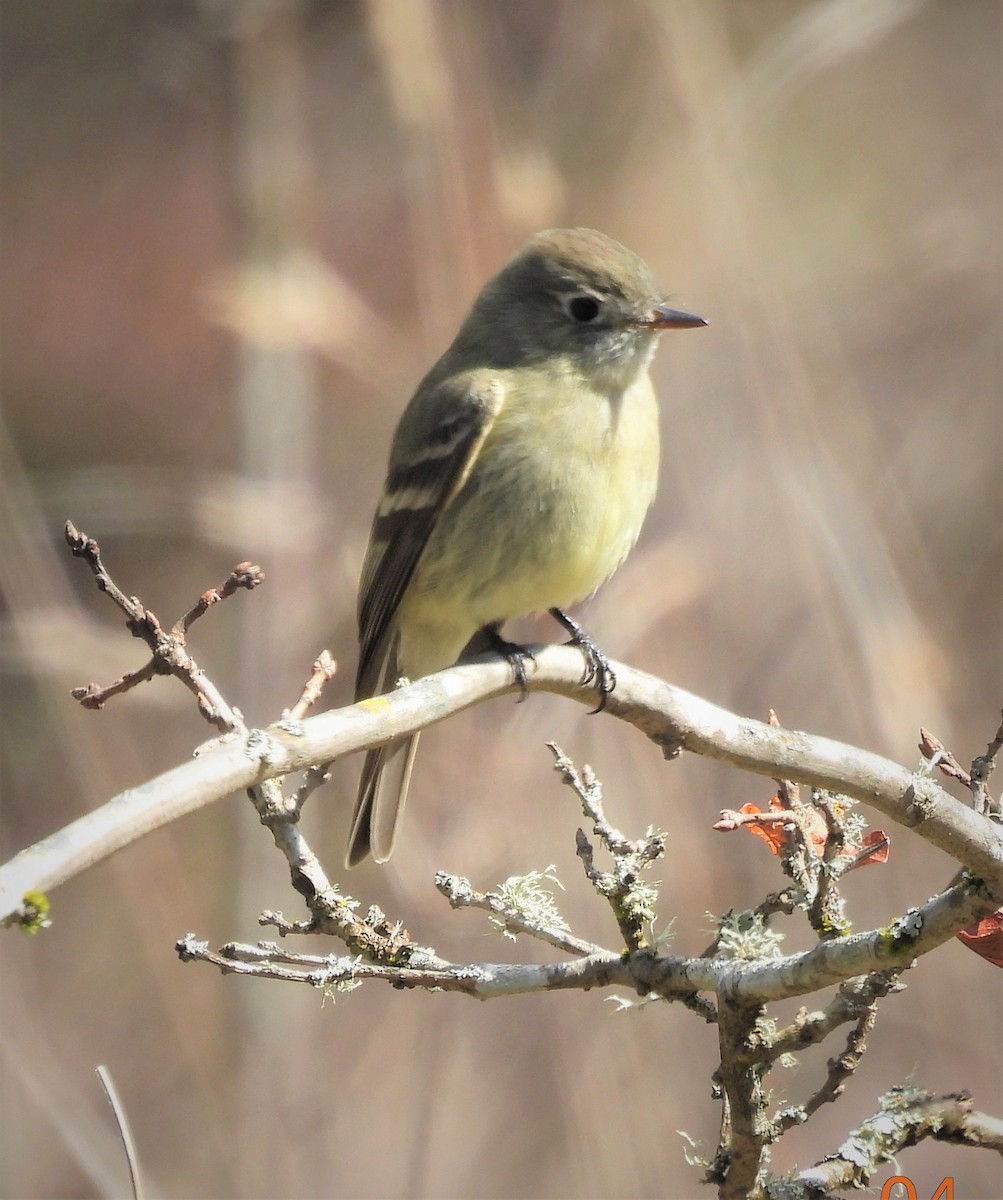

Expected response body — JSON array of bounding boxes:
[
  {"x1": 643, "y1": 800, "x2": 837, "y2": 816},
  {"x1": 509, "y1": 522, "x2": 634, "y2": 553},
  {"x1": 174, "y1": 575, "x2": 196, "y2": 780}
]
[
  {"x1": 549, "y1": 609, "x2": 616, "y2": 714},
  {"x1": 485, "y1": 627, "x2": 535, "y2": 701},
  {"x1": 575, "y1": 632, "x2": 616, "y2": 714}
]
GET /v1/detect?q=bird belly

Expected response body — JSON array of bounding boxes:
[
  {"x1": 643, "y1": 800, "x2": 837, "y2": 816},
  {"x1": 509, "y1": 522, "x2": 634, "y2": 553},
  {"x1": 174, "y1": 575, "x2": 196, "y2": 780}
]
[{"x1": 399, "y1": 374, "x2": 659, "y2": 674}]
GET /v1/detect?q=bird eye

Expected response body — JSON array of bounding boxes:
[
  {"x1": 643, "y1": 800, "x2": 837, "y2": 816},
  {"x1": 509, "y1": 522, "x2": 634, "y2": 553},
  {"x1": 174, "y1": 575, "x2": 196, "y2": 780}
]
[{"x1": 565, "y1": 294, "x2": 602, "y2": 323}]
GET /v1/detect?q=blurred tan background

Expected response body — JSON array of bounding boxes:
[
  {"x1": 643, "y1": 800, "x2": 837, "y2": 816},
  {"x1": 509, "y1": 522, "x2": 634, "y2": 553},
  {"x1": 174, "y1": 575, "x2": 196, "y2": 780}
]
[{"x1": 1, "y1": 1, "x2": 1000, "y2": 1197}]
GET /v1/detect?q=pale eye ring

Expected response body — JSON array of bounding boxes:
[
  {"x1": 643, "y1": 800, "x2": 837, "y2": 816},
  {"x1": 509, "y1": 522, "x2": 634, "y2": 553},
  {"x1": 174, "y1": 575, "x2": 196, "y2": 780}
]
[{"x1": 563, "y1": 293, "x2": 603, "y2": 323}]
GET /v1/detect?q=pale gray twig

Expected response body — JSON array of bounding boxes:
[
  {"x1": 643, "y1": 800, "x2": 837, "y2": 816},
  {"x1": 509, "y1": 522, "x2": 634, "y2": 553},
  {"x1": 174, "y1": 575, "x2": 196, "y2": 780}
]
[{"x1": 95, "y1": 1064, "x2": 144, "y2": 1200}]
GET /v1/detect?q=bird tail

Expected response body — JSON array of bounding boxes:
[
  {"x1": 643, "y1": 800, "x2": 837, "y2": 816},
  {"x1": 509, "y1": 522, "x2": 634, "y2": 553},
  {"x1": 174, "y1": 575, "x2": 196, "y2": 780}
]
[{"x1": 346, "y1": 733, "x2": 420, "y2": 866}]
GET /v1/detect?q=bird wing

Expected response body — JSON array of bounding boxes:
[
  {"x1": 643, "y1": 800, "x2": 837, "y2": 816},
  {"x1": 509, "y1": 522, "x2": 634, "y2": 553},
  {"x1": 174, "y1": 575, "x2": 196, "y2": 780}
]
[{"x1": 356, "y1": 371, "x2": 505, "y2": 699}]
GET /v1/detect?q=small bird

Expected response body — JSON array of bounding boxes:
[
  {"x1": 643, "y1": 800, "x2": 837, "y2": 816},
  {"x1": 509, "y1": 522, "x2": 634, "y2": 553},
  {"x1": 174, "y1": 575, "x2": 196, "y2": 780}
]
[{"x1": 348, "y1": 227, "x2": 706, "y2": 866}]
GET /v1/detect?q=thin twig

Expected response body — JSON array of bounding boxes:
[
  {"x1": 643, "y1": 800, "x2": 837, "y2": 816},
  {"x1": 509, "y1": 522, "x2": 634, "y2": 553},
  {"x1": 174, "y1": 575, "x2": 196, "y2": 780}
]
[
  {"x1": 919, "y1": 717, "x2": 1003, "y2": 818},
  {"x1": 177, "y1": 933, "x2": 629, "y2": 999},
  {"x1": 172, "y1": 562, "x2": 265, "y2": 638},
  {"x1": 285, "y1": 650, "x2": 338, "y2": 721},
  {"x1": 793, "y1": 1006, "x2": 878, "y2": 1124},
  {"x1": 547, "y1": 743, "x2": 665, "y2": 952},
  {"x1": 768, "y1": 970, "x2": 904, "y2": 1061},
  {"x1": 435, "y1": 871, "x2": 604, "y2": 957},
  {"x1": 96, "y1": 1064, "x2": 144, "y2": 1200},
  {"x1": 970, "y1": 711, "x2": 1003, "y2": 817},
  {"x1": 919, "y1": 727, "x2": 971, "y2": 786},
  {"x1": 65, "y1": 521, "x2": 261, "y2": 731}
]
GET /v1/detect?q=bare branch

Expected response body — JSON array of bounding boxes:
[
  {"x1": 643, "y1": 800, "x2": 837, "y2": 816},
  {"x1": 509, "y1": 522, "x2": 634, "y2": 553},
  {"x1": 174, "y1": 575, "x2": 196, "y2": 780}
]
[
  {"x1": 548, "y1": 743, "x2": 664, "y2": 952},
  {"x1": 285, "y1": 650, "x2": 337, "y2": 722},
  {"x1": 64, "y1": 521, "x2": 153, "y2": 629},
  {"x1": 712, "y1": 1002, "x2": 770, "y2": 1199},
  {"x1": 768, "y1": 971, "x2": 904, "y2": 1060},
  {"x1": 172, "y1": 561, "x2": 265, "y2": 638},
  {"x1": 96, "y1": 1065, "x2": 144, "y2": 1200},
  {"x1": 799, "y1": 1089, "x2": 1003, "y2": 1192},
  {"x1": 920, "y1": 713, "x2": 1003, "y2": 818},
  {"x1": 284, "y1": 652, "x2": 338, "y2": 811},
  {"x1": 629, "y1": 878, "x2": 995, "y2": 1005},
  {"x1": 971, "y1": 711, "x2": 1003, "y2": 818},
  {"x1": 176, "y1": 933, "x2": 630, "y2": 1000},
  {"x1": 177, "y1": 874, "x2": 992, "y2": 1013},
  {"x1": 4, "y1": 646, "x2": 1003, "y2": 921},
  {"x1": 65, "y1": 521, "x2": 261, "y2": 732},
  {"x1": 435, "y1": 871, "x2": 602, "y2": 957},
  {"x1": 70, "y1": 659, "x2": 160, "y2": 709},
  {"x1": 715, "y1": 808, "x2": 798, "y2": 833},
  {"x1": 798, "y1": 1005, "x2": 878, "y2": 1121},
  {"x1": 918, "y1": 726, "x2": 971, "y2": 786}
]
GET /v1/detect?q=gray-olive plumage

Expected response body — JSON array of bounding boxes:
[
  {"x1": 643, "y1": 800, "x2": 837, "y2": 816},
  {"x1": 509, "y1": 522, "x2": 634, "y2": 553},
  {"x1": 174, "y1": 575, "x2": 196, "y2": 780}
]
[{"x1": 349, "y1": 228, "x2": 705, "y2": 866}]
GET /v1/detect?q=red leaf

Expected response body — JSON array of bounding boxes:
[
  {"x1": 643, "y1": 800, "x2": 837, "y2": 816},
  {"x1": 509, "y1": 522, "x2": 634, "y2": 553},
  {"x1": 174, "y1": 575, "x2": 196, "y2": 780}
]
[
  {"x1": 957, "y1": 910, "x2": 1003, "y2": 968},
  {"x1": 845, "y1": 830, "x2": 891, "y2": 870},
  {"x1": 739, "y1": 802, "x2": 787, "y2": 855}
]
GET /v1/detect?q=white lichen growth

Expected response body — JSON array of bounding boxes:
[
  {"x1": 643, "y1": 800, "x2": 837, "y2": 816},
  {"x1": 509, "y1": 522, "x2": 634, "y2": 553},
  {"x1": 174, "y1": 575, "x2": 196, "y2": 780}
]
[
  {"x1": 490, "y1": 865, "x2": 569, "y2": 940},
  {"x1": 712, "y1": 910, "x2": 785, "y2": 960}
]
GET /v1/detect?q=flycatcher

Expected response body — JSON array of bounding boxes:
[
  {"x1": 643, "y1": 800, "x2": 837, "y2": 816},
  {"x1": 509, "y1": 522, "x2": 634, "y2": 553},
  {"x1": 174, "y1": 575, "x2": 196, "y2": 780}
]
[{"x1": 348, "y1": 227, "x2": 705, "y2": 865}]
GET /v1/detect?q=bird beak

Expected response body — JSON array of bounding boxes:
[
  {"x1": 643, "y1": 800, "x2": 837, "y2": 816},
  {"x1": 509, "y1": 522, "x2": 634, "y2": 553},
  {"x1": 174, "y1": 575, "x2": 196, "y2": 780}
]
[{"x1": 638, "y1": 304, "x2": 707, "y2": 330}]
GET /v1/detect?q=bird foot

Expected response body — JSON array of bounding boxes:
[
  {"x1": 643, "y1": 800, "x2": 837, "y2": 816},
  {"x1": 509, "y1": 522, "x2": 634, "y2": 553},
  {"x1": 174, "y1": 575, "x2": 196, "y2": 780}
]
[
  {"x1": 483, "y1": 625, "x2": 535, "y2": 701},
  {"x1": 549, "y1": 608, "x2": 616, "y2": 713}
]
